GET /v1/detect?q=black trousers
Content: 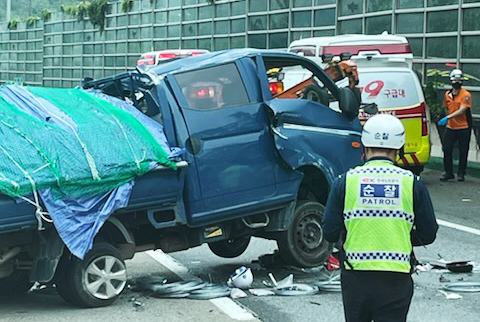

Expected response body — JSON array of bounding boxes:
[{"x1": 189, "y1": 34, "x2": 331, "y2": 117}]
[
  {"x1": 442, "y1": 127, "x2": 471, "y2": 176},
  {"x1": 341, "y1": 270, "x2": 413, "y2": 322}
]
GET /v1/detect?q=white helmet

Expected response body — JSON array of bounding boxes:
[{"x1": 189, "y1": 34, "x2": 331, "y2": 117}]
[
  {"x1": 449, "y1": 69, "x2": 464, "y2": 82},
  {"x1": 361, "y1": 114, "x2": 405, "y2": 149},
  {"x1": 227, "y1": 266, "x2": 253, "y2": 289}
]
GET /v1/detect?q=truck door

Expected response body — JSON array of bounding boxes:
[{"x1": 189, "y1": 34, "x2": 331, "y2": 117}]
[
  {"x1": 166, "y1": 60, "x2": 281, "y2": 225},
  {"x1": 259, "y1": 54, "x2": 364, "y2": 177}
]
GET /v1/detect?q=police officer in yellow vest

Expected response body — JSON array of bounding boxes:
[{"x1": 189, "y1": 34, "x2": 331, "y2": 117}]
[{"x1": 323, "y1": 114, "x2": 438, "y2": 322}]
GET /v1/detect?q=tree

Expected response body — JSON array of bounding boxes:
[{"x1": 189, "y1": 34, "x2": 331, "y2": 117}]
[{"x1": 1, "y1": 0, "x2": 77, "y2": 22}]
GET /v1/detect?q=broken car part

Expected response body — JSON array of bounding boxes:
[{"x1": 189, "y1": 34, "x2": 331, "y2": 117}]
[
  {"x1": 187, "y1": 285, "x2": 231, "y2": 300},
  {"x1": 314, "y1": 280, "x2": 342, "y2": 292},
  {"x1": 443, "y1": 282, "x2": 480, "y2": 293},
  {"x1": 273, "y1": 284, "x2": 318, "y2": 296},
  {"x1": 446, "y1": 262, "x2": 474, "y2": 273}
]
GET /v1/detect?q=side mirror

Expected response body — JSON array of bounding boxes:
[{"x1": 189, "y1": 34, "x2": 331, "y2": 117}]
[{"x1": 338, "y1": 87, "x2": 360, "y2": 121}]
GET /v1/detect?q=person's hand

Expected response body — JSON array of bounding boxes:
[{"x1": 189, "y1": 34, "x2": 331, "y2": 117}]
[{"x1": 437, "y1": 116, "x2": 448, "y2": 126}]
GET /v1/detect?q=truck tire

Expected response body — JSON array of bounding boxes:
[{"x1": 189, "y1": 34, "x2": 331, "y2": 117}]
[
  {"x1": 55, "y1": 243, "x2": 127, "y2": 307},
  {"x1": 0, "y1": 271, "x2": 33, "y2": 295},
  {"x1": 208, "y1": 236, "x2": 251, "y2": 258},
  {"x1": 303, "y1": 84, "x2": 330, "y2": 107},
  {"x1": 276, "y1": 201, "x2": 332, "y2": 268}
]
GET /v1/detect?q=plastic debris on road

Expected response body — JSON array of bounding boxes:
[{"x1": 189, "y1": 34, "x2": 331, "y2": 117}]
[
  {"x1": 230, "y1": 288, "x2": 248, "y2": 299},
  {"x1": 326, "y1": 254, "x2": 340, "y2": 271},
  {"x1": 249, "y1": 288, "x2": 275, "y2": 296},
  {"x1": 416, "y1": 263, "x2": 433, "y2": 272},
  {"x1": 275, "y1": 274, "x2": 293, "y2": 288},
  {"x1": 438, "y1": 290, "x2": 463, "y2": 300}
]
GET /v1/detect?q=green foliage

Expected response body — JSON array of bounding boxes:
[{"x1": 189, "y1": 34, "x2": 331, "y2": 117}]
[
  {"x1": 87, "y1": 0, "x2": 109, "y2": 32},
  {"x1": 60, "y1": 1, "x2": 91, "y2": 20},
  {"x1": 41, "y1": 9, "x2": 53, "y2": 21},
  {"x1": 7, "y1": 17, "x2": 21, "y2": 30},
  {"x1": 121, "y1": 0, "x2": 134, "y2": 13},
  {"x1": 425, "y1": 69, "x2": 448, "y2": 122},
  {"x1": 0, "y1": 1, "x2": 77, "y2": 21},
  {"x1": 26, "y1": 16, "x2": 41, "y2": 26},
  {"x1": 60, "y1": 4, "x2": 80, "y2": 15},
  {"x1": 59, "y1": 0, "x2": 108, "y2": 33},
  {"x1": 77, "y1": 1, "x2": 91, "y2": 20}
]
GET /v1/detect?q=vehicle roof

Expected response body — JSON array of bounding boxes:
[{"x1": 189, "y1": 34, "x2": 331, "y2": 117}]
[
  {"x1": 357, "y1": 66, "x2": 415, "y2": 73},
  {"x1": 140, "y1": 49, "x2": 209, "y2": 57},
  {"x1": 148, "y1": 48, "x2": 309, "y2": 76},
  {"x1": 289, "y1": 34, "x2": 409, "y2": 48}
]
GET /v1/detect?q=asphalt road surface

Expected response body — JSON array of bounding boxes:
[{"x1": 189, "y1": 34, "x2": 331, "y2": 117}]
[{"x1": 1, "y1": 168, "x2": 479, "y2": 321}]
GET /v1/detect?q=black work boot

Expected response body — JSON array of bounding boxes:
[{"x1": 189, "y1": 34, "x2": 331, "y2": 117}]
[
  {"x1": 458, "y1": 174, "x2": 465, "y2": 182},
  {"x1": 440, "y1": 173, "x2": 454, "y2": 182}
]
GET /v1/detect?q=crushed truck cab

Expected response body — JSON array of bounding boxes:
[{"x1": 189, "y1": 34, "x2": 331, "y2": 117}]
[{"x1": 0, "y1": 49, "x2": 362, "y2": 307}]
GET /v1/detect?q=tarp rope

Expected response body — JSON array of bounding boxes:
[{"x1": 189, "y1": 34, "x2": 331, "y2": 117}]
[{"x1": 0, "y1": 144, "x2": 51, "y2": 230}]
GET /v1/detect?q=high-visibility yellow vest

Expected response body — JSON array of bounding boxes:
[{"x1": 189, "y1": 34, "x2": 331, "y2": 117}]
[{"x1": 343, "y1": 160, "x2": 414, "y2": 273}]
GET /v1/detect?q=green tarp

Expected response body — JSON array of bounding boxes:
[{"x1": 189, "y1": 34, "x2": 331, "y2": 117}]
[{"x1": 0, "y1": 86, "x2": 174, "y2": 199}]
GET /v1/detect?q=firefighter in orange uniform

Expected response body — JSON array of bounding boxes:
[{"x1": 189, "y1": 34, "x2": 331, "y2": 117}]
[{"x1": 438, "y1": 69, "x2": 472, "y2": 182}]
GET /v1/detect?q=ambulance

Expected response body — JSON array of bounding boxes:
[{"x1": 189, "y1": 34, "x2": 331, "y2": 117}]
[
  {"x1": 137, "y1": 49, "x2": 210, "y2": 68},
  {"x1": 288, "y1": 33, "x2": 430, "y2": 174}
]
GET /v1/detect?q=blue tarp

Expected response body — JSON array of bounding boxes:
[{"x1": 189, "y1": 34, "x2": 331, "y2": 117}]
[{"x1": 0, "y1": 85, "x2": 182, "y2": 259}]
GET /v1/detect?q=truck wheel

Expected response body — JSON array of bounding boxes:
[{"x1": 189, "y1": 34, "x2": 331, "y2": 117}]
[
  {"x1": 55, "y1": 243, "x2": 127, "y2": 307},
  {"x1": 277, "y1": 201, "x2": 332, "y2": 268},
  {"x1": 0, "y1": 271, "x2": 33, "y2": 295},
  {"x1": 208, "y1": 236, "x2": 251, "y2": 258},
  {"x1": 303, "y1": 84, "x2": 330, "y2": 107}
]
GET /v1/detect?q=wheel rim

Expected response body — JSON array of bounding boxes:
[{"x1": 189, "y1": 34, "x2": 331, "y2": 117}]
[
  {"x1": 83, "y1": 255, "x2": 127, "y2": 300},
  {"x1": 295, "y1": 214, "x2": 323, "y2": 252}
]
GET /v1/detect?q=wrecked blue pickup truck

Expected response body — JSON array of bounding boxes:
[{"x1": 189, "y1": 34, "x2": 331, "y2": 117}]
[{"x1": 0, "y1": 49, "x2": 362, "y2": 307}]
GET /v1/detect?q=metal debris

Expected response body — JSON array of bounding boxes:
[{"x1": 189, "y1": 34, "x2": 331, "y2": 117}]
[
  {"x1": 134, "y1": 276, "x2": 229, "y2": 300},
  {"x1": 268, "y1": 273, "x2": 278, "y2": 287},
  {"x1": 443, "y1": 282, "x2": 480, "y2": 293},
  {"x1": 439, "y1": 275, "x2": 450, "y2": 283},
  {"x1": 187, "y1": 285, "x2": 231, "y2": 300},
  {"x1": 314, "y1": 280, "x2": 341, "y2": 292},
  {"x1": 313, "y1": 273, "x2": 341, "y2": 292},
  {"x1": 273, "y1": 284, "x2": 318, "y2": 296}
]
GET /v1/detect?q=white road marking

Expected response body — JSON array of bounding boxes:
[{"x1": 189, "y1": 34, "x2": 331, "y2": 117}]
[
  {"x1": 146, "y1": 250, "x2": 257, "y2": 321},
  {"x1": 437, "y1": 219, "x2": 480, "y2": 236},
  {"x1": 210, "y1": 297, "x2": 258, "y2": 321}
]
